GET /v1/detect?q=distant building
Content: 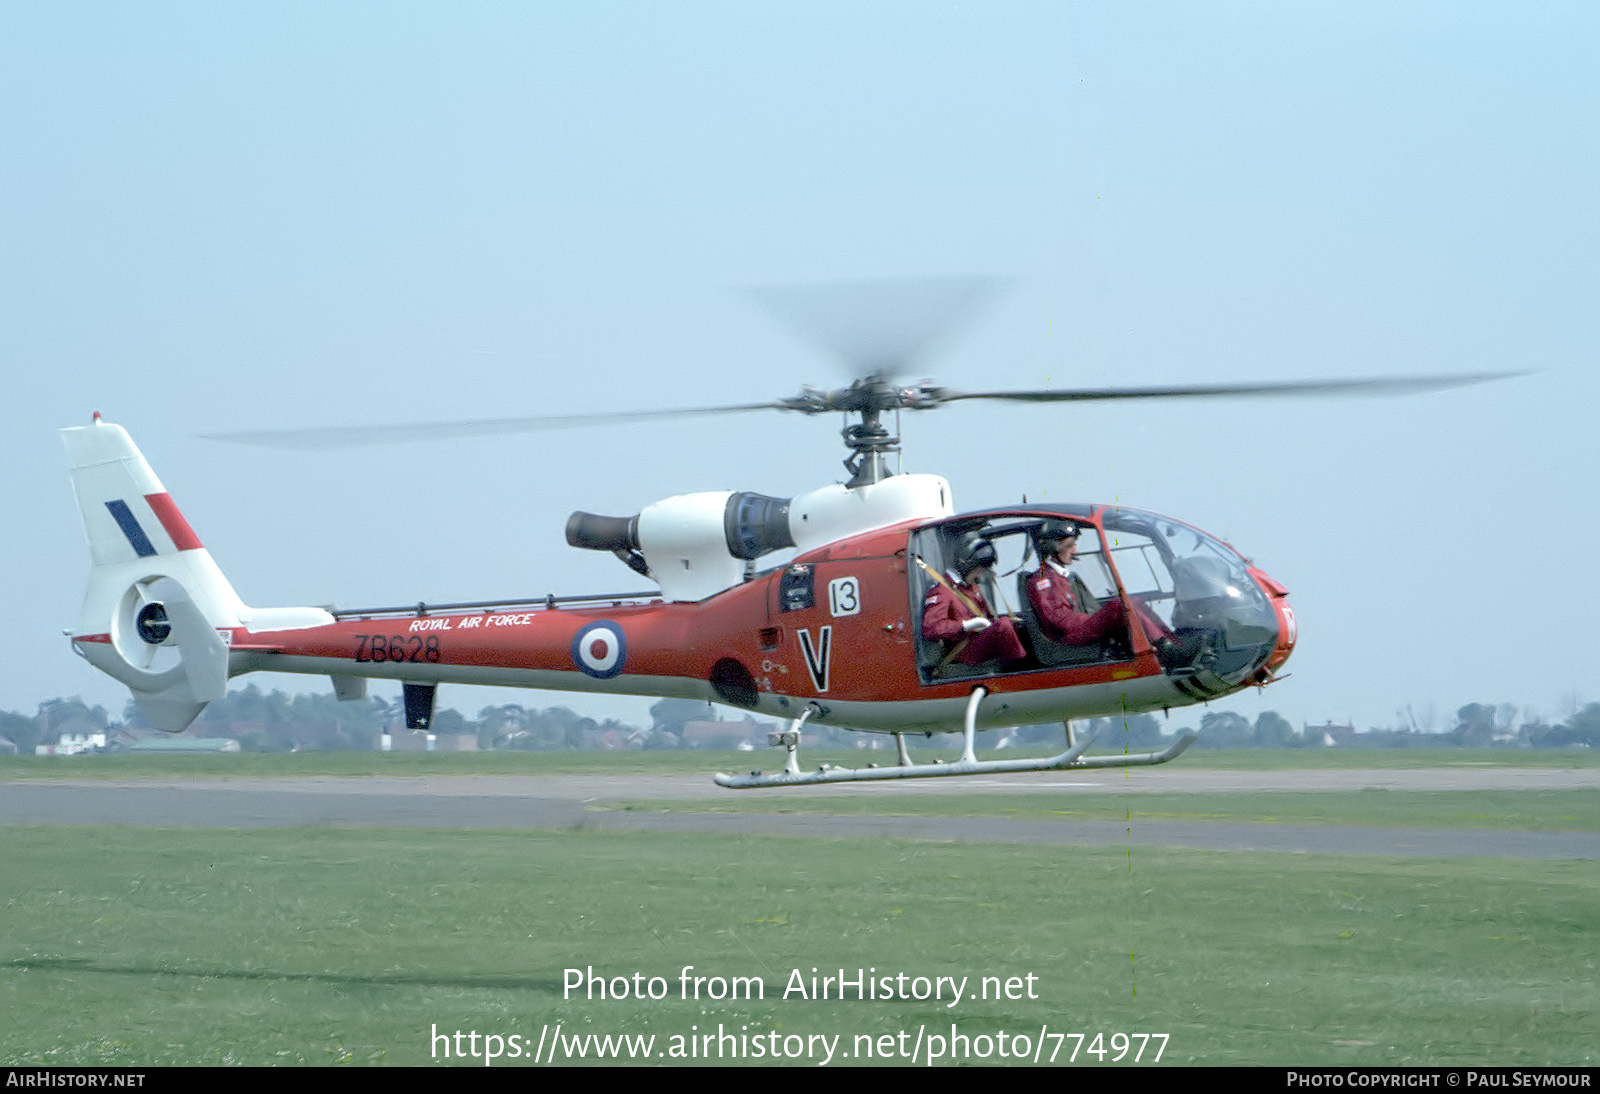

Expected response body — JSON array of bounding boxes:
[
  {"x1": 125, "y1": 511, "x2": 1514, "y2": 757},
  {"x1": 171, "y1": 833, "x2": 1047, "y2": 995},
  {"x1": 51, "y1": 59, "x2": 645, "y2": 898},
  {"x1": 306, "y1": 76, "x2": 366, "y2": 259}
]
[
  {"x1": 1303, "y1": 722, "x2": 1356, "y2": 748},
  {"x1": 126, "y1": 737, "x2": 242, "y2": 753},
  {"x1": 378, "y1": 732, "x2": 478, "y2": 752},
  {"x1": 35, "y1": 731, "x2": 107, "y2": 756},
  {"x1": 682, "y1": 718, "x2": 766, "y2": 749},
  {"x1": 578, "y1": 727, "x2": 634, "y2": 751}
]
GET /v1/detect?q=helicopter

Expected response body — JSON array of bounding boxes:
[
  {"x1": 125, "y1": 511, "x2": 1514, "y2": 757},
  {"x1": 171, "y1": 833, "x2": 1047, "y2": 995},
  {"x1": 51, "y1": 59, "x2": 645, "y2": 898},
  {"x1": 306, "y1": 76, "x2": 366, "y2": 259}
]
[{"x1": 61, "y1": 364, "x2": 1508, "y2": 788}]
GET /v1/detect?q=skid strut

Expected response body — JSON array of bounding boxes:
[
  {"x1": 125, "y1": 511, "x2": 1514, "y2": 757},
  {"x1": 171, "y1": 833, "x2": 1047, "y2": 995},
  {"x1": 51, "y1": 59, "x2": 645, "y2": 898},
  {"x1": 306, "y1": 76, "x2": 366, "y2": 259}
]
[{"x1": 715, "y1": 688, "x2": 1200, "y2": 789}]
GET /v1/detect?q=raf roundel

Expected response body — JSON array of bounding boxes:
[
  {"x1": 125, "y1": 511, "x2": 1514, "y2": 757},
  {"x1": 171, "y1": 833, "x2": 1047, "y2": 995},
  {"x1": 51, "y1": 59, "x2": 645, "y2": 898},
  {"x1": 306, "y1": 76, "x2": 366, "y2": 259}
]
[{"x1": 571, "y1": 620, "x2": 627, "y2": 679}]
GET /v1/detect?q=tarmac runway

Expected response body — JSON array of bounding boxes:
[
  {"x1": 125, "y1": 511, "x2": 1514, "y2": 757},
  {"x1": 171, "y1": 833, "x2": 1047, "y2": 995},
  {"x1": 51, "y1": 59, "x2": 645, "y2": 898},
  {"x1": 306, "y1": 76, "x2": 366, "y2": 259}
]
[{"x1": 3, "y1": 767, "x2": 1596, "y2": 859}]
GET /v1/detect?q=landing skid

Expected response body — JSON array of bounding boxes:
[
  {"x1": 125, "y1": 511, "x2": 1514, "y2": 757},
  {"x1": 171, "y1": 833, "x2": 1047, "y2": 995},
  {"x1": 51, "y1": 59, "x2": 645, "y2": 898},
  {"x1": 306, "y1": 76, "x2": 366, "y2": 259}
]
[{"x1": 714, "y1": 687, "x2": 1200, "y2": 789}]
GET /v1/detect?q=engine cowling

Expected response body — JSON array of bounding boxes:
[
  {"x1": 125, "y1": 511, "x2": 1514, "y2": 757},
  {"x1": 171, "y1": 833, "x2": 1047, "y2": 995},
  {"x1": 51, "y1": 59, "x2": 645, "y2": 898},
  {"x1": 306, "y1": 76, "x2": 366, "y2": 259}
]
[{"x1": 568, "y1": 473, "x2": 952, "y2": 601}]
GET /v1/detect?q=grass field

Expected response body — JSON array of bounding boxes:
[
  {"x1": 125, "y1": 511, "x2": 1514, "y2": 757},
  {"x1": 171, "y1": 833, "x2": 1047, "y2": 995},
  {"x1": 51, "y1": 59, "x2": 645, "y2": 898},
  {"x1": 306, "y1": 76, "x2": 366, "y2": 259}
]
[
  {"x1": 2, "y1": 829, "x2": 1594, "y2": 1068},
  {"x1": 606, "y1": 790, "x2": 1600, "y2": 831},
  {"x1": 2, "y1": 746, "x2": 1596, "y2": 779},
  {"x1": 2, "y1": 750, "x2": 1595, "y2": 1068}
]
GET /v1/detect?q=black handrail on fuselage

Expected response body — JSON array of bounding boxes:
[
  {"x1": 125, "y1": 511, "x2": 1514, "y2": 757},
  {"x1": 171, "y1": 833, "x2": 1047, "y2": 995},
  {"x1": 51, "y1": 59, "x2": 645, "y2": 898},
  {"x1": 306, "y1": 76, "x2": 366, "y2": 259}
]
[{"x1": 328, "y1": 591, "x2": 663, "y2": 620}]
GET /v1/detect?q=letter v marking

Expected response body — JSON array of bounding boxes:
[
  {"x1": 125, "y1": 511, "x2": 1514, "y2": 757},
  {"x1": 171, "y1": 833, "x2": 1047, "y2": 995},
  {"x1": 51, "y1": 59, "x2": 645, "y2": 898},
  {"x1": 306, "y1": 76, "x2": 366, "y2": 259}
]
[{"x1": 797, "y1": 625, "x2": 832, "y2": 692}]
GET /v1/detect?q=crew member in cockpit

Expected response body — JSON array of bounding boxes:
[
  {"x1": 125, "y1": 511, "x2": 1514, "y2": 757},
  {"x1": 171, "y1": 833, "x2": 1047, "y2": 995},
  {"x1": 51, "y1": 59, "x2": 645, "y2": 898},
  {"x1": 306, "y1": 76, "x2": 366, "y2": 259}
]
[
  {"x1": 921, "y1": 534, "x2": 1027, "y2": 670},
  {"x1": 1027, "y1": 519, "x2": 1174, "y2": 650}
]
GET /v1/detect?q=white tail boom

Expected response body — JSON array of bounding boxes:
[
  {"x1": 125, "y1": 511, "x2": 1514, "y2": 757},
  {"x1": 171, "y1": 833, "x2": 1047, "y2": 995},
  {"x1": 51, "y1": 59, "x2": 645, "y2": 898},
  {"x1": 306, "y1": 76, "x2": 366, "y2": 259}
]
[{"x1": 61, "y1": 418, "x2": 331, "y2": 731}]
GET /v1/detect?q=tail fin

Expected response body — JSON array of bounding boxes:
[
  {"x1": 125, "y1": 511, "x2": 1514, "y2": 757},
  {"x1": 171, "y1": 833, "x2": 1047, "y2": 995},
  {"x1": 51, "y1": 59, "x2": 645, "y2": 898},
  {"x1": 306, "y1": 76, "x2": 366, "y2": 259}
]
[{"x1": 62, "y1": 419, "x2": 247, "y2": 731}]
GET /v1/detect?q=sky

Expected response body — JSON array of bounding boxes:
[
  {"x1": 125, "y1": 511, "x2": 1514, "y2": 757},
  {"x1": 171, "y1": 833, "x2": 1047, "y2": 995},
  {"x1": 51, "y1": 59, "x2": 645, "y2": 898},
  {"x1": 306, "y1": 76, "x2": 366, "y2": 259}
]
[{"x1": 3, "y1": 2, "x2": 1596, "y2": 737}]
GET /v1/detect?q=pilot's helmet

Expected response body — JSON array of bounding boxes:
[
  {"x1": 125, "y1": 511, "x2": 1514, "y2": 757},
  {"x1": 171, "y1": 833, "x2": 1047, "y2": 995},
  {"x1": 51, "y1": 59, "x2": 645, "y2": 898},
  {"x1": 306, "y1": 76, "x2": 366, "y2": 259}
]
[
  {"x1": 953, "y1": 534, "x2": 999, "y2": 577},
  {"x1": 1038, "y1": 519, "x2": 1081, "y2": 553}
]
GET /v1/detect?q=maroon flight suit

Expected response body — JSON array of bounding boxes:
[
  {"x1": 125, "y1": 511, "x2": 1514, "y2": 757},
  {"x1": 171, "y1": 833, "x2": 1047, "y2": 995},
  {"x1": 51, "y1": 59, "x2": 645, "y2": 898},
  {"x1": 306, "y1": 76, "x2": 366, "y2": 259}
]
[
  {"x1": 921, "y1": 578, "x2": 1027, "y2": 666},
  {"x1": 1027, "y1": 564, "x2": 1173, "y2": 647}
]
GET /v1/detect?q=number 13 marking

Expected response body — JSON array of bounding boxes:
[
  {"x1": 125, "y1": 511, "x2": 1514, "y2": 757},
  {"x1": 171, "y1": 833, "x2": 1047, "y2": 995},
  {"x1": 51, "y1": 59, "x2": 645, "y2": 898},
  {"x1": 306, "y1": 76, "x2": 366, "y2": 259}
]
[{"x1": 828, "y1": 576, "x2": 860, "y2": 617}]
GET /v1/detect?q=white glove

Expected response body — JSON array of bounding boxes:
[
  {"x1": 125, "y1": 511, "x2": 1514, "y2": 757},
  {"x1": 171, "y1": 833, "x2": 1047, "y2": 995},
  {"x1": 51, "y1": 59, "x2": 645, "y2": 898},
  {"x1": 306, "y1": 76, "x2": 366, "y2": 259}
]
[{"x1": 961, "y1": 617, "x2": 992, "y2": 633}]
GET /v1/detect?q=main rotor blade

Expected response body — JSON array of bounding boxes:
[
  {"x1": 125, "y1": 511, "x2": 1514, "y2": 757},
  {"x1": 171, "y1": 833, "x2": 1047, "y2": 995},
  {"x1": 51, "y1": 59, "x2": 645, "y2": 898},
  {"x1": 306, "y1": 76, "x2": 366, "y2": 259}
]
[
  {"x1": 941, "y1": 372, "x2": 1525, "y2": 405},
  {"x1": 202, "y1": 372, "x2": 1525, "y2": 450},
  {"x1": 748, "y1": 276, "x2": 1002, "y2": 378},
  {"x1": 202, "y1": 402, "x2": 783, "y2": 450}
]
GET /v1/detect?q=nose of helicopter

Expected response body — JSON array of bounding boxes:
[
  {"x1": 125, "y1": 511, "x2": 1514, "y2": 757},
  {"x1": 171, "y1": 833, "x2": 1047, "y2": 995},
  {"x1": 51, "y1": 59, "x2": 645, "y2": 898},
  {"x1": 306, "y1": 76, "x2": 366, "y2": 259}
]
[{"x1": 1248, "y1": 566, "x2": 1297, "y2": 680}]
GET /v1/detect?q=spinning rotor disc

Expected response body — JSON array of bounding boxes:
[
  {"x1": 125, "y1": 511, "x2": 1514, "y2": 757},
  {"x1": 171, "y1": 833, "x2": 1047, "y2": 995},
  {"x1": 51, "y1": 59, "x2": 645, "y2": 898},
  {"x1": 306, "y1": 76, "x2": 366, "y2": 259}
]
[{"x1": 199, "y1": 276, "x2": 1522, "y2": 471}]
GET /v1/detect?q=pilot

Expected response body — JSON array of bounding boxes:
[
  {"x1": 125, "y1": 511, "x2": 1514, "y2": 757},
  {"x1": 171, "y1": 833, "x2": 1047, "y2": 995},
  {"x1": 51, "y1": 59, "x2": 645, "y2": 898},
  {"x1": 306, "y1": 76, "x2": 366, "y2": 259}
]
[
  {"x1": 921, "y1": 533, "x2": 1028, "y2": 670},
  {"x1": 1027, "y1": 520, "x2": 1160, "y2": 649}
]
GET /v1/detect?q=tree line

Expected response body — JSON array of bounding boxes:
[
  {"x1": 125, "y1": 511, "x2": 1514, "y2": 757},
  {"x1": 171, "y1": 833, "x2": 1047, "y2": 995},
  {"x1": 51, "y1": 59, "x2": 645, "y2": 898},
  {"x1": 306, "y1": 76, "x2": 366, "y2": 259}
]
[{"x1": 3, "y1": 688, "x2": 1596, "y2": 753}]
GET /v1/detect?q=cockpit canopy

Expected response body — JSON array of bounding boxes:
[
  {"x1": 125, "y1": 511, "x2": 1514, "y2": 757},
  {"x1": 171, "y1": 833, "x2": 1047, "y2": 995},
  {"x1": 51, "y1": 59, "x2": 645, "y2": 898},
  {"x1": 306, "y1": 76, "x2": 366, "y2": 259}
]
[{"x1": 911, "y1": 505, "x2": 1278, "y2": 686}]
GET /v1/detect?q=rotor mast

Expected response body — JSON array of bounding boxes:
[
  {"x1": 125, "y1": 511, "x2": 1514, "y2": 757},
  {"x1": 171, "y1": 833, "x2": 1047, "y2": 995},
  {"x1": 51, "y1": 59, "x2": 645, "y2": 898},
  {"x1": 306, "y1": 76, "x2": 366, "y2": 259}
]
[
  {"x1": 841, "y1": 405, "x2": 896, "y2": 487},
  {"x1": 776, "y1": 373, "x2": 945, "y2": 488}
]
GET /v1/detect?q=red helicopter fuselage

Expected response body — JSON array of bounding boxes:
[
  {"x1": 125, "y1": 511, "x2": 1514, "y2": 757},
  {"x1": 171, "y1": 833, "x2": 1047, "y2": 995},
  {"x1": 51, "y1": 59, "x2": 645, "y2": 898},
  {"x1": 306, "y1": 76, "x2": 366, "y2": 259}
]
[
  {"x1": 201, "y1": 504, "x2": 1295, "y2": 734},
  {"x1": 65, "y1": 419, "x2": 1305, "y2": 783}
]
